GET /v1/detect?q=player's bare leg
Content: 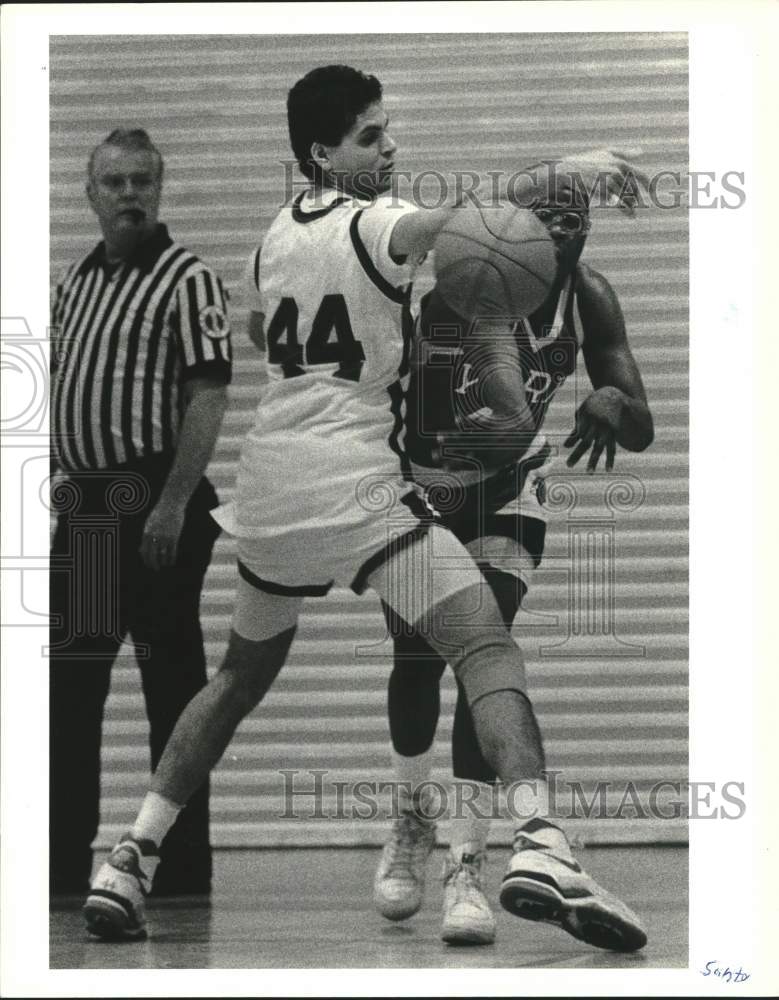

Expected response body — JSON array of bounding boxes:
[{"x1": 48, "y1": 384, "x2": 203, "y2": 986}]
[
  {"x1": 427, "y1": 588, "x2": 646, "y2": 951},
  {"x1": 370, "y1": 529, "x2": 647, "y2": 952},
  {"x1": 370, "y1": 541, "x2": 546, "y2": 785},
  {"x1": 84, "y1": 620, "x2": 297, "y2": 940},
  {"x1": 379, "y1": 569, "x2": 526, "y2": 943},
  {"x1": 150, "y1": 627, "x2": 295, "y2": 803}
]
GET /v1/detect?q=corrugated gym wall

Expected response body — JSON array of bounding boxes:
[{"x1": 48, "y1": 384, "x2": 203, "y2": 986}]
[{"x1": 50, "y1": 32, "x2": 688, "y2": 847}]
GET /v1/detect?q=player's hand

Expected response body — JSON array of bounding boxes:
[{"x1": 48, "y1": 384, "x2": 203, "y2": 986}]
[
  {"x1": 555, "y1": 148, "x2": 649, "y2": 218},
  {"x1": 140, "y1": 501, "x2": 187, "y2": 571},
  {"x1": 564, "y1": 386, "x2": 627, "y2": 473}
]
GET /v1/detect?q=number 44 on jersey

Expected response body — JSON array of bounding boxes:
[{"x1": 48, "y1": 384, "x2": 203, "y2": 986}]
[{"x1": 267, "y1": 294, "x2": 366, "y2": 381}]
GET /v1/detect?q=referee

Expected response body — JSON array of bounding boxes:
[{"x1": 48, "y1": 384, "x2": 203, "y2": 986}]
[{"x1": 49, "y1": 129, "x2": 231, "y2": 896}]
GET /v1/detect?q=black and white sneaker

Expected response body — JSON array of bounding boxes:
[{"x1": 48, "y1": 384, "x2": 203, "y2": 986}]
[
  {"x1": 83, "y1": 835, "x2": 159, "y2": 940},
  {"x1": 499, "y1": 838, "x2": 647, "y2": 953}
]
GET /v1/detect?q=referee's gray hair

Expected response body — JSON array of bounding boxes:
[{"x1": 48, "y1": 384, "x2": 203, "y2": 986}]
[{"x1": 88, "y1": 128, "x2": 164, "y2": 181}]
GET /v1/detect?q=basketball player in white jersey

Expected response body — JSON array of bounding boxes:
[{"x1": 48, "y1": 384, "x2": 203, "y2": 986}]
[
  {"x1": 83, "y1": 65, "x2": 650, "y2": 952},
  {"x1": 374, "y1": 165, "x2": 655, "y2": 945}
]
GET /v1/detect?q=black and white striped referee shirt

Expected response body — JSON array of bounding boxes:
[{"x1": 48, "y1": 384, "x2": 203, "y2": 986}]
[{"x1": 51, "y1": 224, "x2": 232, "y2": 471}]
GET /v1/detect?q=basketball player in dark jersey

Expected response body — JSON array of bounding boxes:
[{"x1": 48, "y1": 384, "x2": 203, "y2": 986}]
[{"x1": 374, "y1": 167, "x2": 655, "y2": 945}]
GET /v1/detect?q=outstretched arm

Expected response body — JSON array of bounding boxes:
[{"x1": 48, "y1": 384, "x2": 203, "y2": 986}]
[
  {"x1": 389, "y1": 149, "x2": 649, "y2": 262},
  {"x1": 565, "y1": 264, "x2": 654, "y2": 472},
  {"x1": 506, "y1": 149, "x2": 649, "y2": 217}
]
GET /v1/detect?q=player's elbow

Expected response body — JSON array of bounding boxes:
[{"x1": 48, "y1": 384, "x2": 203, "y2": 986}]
[
  {"x1": 488, "y1": 396, "x2": 536, "y2": 437},
  {"x1": 504, "y1": 407, "x2": 537, "y2": 437}
]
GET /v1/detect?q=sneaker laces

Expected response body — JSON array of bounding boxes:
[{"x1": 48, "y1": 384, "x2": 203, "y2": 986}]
[
  {"x1": 445, "y1": 851, "x2": 485, "y2": 903},
  {"x1": 512, "y1": 832, "x2": 577, "y2": 869},
  {"x1": 108, "y1": 836, "x2": 158, "y2": 889},
  {"x1": 385, "y1": 811, "x2": 433, "y2": 881},
  {"x1": 513, "y1": 832, "x2": 546, "y2": 854}
]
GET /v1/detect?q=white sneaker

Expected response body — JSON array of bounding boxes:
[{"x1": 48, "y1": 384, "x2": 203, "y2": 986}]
[
  {"x1": 499, "y1": 837, "x2": 647, "y2": 952},
  {"x1": 441, "y1": 849, "x2": 496, "y2": 945},
  {"x1": 83, "y1": 835, "x2": 160, "y2": 940},
  {"x1": 374, "y1": 809, "x2": 437, "y2": 921}
]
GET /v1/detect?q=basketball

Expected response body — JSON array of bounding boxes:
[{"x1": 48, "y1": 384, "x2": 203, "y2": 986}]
[{"x1": 433, "y1": 202, "x2": 558, "y2": 320}]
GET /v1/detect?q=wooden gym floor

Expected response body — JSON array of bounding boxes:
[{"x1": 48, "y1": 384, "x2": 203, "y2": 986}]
[{"x1": 50, "y1": 846, "x2": 687, "y2": 970}]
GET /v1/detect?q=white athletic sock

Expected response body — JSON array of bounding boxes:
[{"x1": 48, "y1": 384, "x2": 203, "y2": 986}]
[
  {"x1": 392, "y1": 748, "x2": 435, "y2": 811},
  {"x1": 448, "y1": 780, "x2": 493, "y2": 858},
  {"x1": 130, "y1": 791, "x2": 183, "y2": 848},
  {"x1": 509, "y1": 777, "x2": 551, "y2": 825}
]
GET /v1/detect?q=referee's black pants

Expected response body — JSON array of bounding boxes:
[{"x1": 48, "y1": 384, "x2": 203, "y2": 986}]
[{"x1": 49, "y1": 455, "x2": 220, "y2": 895}]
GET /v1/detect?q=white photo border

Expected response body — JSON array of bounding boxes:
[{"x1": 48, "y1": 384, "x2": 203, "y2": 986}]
[{"x1": 2, "y1": 2, "x2": 777, "y2": 996}]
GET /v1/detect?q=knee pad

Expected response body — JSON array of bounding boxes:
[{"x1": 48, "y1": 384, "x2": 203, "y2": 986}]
[{"x1": 449, "y1": 631, "x2": 527, "y2": 708}]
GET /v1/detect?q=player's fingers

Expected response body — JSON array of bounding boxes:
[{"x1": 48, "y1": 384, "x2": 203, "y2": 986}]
[
  {"x1": 576, "y1": 407, "x2": 595, "y2": 437},
  {"x1": 605, "y1": 150, "x2": 648, "y2": 184},
  {"x1": 605, "y1": 434, "x2": 617, "y2": 471},
  {"x1": 616, "y1": 174, "x2": 649, "y2": 216},
  {"x1": 611, "y1": 196, "x2": 636, "y2": 218},
  {"x1": 605, "y1": 179, "x2": 636, "y2": 218},
  {"x1": 628, "y1": 166, "x2": 650, "y2": 192},
  {"x1": 566, "y1": 438, "x2": 590, "y2": 467},
  {"x1": 609, "y1": 159, "x2": 650, "y2": 193},
  {"x1": 608, "y1": 147, "x2": 644, "y2": 160},
  {"x1": 587, "y1": 437, "x2": 606, "y2": 474},
  {"x1": 566, "y1": 407, "x2": 591, "y2": 446},
  {"x1": 567, "y1": 426, "x2": 595, "y2": 467},
  {"x1": 604, "y1": 175, "x2": 630, "y2": 210},
  {"x1": 587, "y1": 428, "x2": 614, "y2": 474}
]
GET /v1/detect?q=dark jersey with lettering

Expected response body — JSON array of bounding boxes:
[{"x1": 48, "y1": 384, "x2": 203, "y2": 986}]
[{"x1": 404, "y1": 269, "x2": 581, "y2": 469}]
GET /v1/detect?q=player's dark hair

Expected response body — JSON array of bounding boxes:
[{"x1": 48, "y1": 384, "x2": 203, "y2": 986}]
[
  {"x1": 88, "y1": 128, "x2": 164, "y2": 181},
  {"x1": 287, "y1": 65, "x2": 383, "y2": 181}
]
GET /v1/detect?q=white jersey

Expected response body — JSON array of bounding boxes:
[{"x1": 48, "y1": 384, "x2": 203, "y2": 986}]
[
  {"x1": 215, "y1": 189, "x2": 427, "y2": 589},
  {"x1": 258, "y1": 190, "x2": 416, "y2": 391}
]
